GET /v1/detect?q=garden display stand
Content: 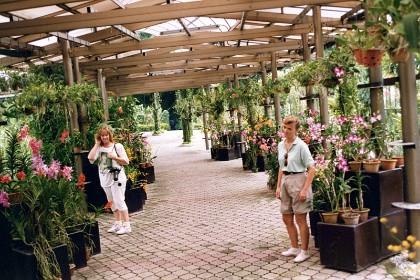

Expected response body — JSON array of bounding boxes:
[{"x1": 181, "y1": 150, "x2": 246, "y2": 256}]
[
  {"x1": 318, "y1": 168, "x2": 407, "y2": 271},
  {"x1": 318, "y1": 217, "x2": 381, "y2": 272},
  {"x1": 139, "y1": 165, "x2": 155, "y2": 183},
  {"x1": 10, "y1": 244, "x2": 71, "y2": 280},
  {"x1": 241, "y1": 152, "x2": 266, "y2": 172}
]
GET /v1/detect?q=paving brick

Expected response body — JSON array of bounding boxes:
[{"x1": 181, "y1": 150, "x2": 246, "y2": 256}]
[{"x1": 73, "y1": 131, "x2": 397, "y2": 280}]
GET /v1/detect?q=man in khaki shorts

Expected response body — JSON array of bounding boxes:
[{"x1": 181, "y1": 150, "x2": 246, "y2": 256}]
[{"x1": 276, "y1": 116, "x2": 315, "y2": 263}]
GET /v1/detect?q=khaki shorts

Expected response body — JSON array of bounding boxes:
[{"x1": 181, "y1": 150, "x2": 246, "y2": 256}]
[{"x1": 280, "y1": 173, "x2": 313, "y2": 214}]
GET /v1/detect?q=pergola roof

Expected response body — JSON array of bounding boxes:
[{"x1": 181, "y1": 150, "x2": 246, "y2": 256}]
[{"x1": 0, "y1": 0, "x2": 365, "y2": 95}]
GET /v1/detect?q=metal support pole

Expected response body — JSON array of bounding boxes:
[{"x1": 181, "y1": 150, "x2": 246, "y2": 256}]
[
  {"x1": 271, "y1": 51, "x2": 281, "y2": 129},
  {"x1": 398, "y1": 53, "x2": 420, "y2": 263}
]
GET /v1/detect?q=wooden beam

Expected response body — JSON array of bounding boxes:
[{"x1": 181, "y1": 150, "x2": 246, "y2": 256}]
[
  {"x1": 0, "y1": 37, "x2": 44, "y2": 51},
  {"x1": 111, "y1": 0, "x2": 126, "y2": 9},
  {"x1": 107, "y1": 66, "x2": 261, "y2": 95},
  {"x1": 0, "y1": 0, "x2": 91, "y2": 13},
  {"x1": 80, "y1": 41, "x2": 302, "y2": 70},
  {"x1": 103, "y1": 55, "x2": 272, "y2": 77},
  {"x1": 0, "y1": 0, "x2": 350, "y2": 37},
  {"x1": 292, "y1": 5, "x2": 313, "y2": 24},
  {"x1": 49, "y1": 31, "x2": 91, "y2": 46},
  {"x1": 107, "y1": 65, "x2": 260, "y2": 85},
  {"x1": 71, "y1": 23, "x2": 312, "y2": 57}
]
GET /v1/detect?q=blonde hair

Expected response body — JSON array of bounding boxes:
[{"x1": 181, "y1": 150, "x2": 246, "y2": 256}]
[
  {"x1": 96, "y1": 125, "x2": 114, "y2": 145},
  {"x1": 283, "y1": 115, "x2": 301, "y2": 130}
]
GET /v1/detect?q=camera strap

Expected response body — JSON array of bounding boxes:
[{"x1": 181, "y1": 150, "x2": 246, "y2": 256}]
[
  {"x1": 112, "y1": 143, "x2": 123, "y2": 170},
  {"x1": 114, "y1": 143, "x2": 119, "y2": 157}
]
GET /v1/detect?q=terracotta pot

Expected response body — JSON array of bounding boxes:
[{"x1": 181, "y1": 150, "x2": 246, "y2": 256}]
[
  {"x1": 352, "y1": 48, "x2": 365, "y2": 65},
  {"x1": 352, "y1": 208, "x2": 370, "y2": 222},
  {"x1": 145, "y1": 162, "x2": 153, "y2": 167},
  {"x1": 392, "y1": 156, "x2": 404, "y2": 166},
  {"x1": 380, "y1": 158, "x2": 397, "y2": 171},
  {"x1": 338, "y1": 207, "x2": 352, "y2": 223},
  {"x1": 342, "y1": 213, "x2": 360, "y2": 225},
  {"x1": 362, "y1": 49, "x2": 383, "y2": 67},
  {"x1": 363, "y1": 160, "x2": 380, "y2": 173},
  {"x1": 321, "y1": 212, "x2": 338, "y2": 224},
  {"x1": 348, "y1": 161, "x2": 362, "y2": 172}
]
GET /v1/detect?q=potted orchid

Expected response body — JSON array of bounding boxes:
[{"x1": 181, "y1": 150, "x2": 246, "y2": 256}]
[
  {"x1": 368, "y1": 0, "x2": 420, "y2": 60},
  {"x1": 312, "y1": 154, "x2": 352, "y2": 224},
  {"x1": 369, "y1": 114, "x2": 399, "y2": 170},
  {"x1": 0, "y1": 127, "x2": 92, "y2": 279},
  {"x1": 242, "y1": 129, "x2": 259, "y2": 172}
]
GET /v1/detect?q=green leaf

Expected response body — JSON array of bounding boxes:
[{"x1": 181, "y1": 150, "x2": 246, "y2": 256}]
[{"x1": 402, "y1": 12, "x2": 420, "y2": 50}]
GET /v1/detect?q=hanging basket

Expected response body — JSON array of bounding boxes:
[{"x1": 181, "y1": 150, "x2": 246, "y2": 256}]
[
  {"x1": 361, "y1": 49, "x2": 383, "y2": 67},
  {"x1": 351, "y1": 48, "x2": 365, "y2": 65},
  {"x1": 352, "y1": 48, "x2": 384, "y2": 67}
]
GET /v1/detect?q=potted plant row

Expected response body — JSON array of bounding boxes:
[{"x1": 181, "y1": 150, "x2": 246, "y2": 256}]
[{"x1": 0, "y1": 128, "x2": 101, "y2": 280}]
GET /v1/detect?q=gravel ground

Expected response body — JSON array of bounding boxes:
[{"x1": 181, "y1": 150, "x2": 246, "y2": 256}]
[{"x1": 387, "y1": 253, "x2": 420, "y2": 279}]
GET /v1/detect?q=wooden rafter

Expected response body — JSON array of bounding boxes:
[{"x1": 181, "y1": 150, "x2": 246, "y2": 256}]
[
  {"x1": 0, "y1": 0, "x2": 351, "y2": 37},
  {"x1": 80, "y1": 41, "x2": 302, "y2": 69},
  {"x1": 71, "y1": 23, "x2": 312, "y2": 57}
]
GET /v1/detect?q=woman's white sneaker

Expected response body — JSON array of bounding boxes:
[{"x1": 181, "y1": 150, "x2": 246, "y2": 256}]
[
  {"x1": 116, "y1": 224, "x2": 132, "y2": 235},
  {"x1": 107, "y1": 222, "x2": 121, "y2": 233},
  {"x1": 294, "y1": 251, "x2": 310, "y2": 262},
  {"x1": 281, "y1": 247, "x2": 300, "y2": 257}
]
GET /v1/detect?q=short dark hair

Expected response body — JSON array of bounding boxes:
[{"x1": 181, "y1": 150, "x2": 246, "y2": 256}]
[{"x1": 283, "y1": 116, "x2": 301, "y2": 130}]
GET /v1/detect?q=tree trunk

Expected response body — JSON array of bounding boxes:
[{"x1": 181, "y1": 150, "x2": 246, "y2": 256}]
[{"x1": 182, "y1": 118, "x2": 192, "y2": 143}]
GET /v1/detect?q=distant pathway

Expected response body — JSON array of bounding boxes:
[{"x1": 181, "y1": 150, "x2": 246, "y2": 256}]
[{"x1": 74, "y1": 130, "x2": 395, "y2": 280}]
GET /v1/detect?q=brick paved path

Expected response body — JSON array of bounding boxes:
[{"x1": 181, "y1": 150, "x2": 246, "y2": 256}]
[{"x1": 74, "y1": 130, "x2": 395, "y2": 280}]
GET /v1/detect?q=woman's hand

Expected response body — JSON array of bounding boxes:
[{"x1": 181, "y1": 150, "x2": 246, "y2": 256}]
[
  {"x1": 276, "y1": 187, "x2": 281, "y2": 200},
  {"x1": 108, "y1": 152, "x2": 117, "y2": 160},
  {"x1": 298, "y1": 189, "x2": 307, "y2": 201}
]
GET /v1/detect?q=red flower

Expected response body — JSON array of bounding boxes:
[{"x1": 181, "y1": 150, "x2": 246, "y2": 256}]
[
  {"x1": 60, "y1": 129, "x2": 70, "y2": 143},
  {"x1": 104, "y1": 201, "x2": 113, "y2": 213},
  {"x1": 118, "y1": 106, "x2": 123, "y2": 114},
  {"x1": 18, "y1": 125, "x2": 29, "y2": 142},
  {"x1": 16, "y1": 171, "x2": 26, "y2": 181},
  {"x1": 0, "y1": 176, "x2": 11, "y2": 183},
  {"x1": 77, "y1": 173, "x2": 86, "y2": 190}
]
